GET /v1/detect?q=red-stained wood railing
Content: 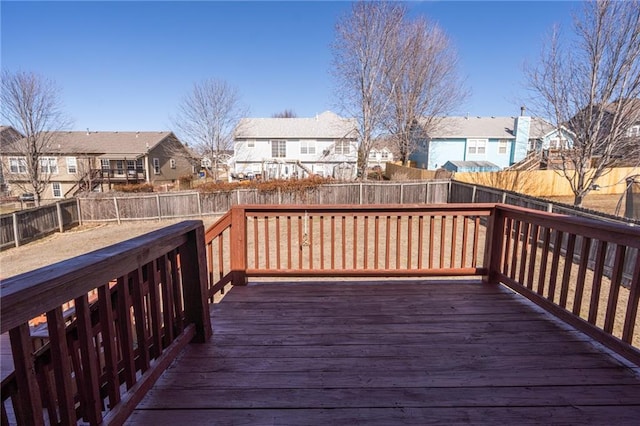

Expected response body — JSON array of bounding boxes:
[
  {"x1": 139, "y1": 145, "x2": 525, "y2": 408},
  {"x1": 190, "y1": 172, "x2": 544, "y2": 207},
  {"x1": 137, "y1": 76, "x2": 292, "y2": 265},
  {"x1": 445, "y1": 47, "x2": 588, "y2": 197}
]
[
  {"x1": 0, "y1": 220, "x2": 211, "y2": 426},
  {"x1": 487, "y1": 204, "x2": 640, "y2": 365},
  {"x1": 204, "y1": 204, "x2": 492, "y2": 286}
]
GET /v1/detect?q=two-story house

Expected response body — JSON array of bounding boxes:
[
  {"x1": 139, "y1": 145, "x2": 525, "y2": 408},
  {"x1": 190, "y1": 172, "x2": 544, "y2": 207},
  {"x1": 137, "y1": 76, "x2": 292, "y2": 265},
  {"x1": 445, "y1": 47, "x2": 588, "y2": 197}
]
[
  {"x1": 231, "y1": 111, "x2": 358, "y2": 180},
  {"x1": 409, "y1": 111, "x2": 555, "y2": 170},
  {"x1": 0, "y1": 130, "x2": 196, "y2": 200}
]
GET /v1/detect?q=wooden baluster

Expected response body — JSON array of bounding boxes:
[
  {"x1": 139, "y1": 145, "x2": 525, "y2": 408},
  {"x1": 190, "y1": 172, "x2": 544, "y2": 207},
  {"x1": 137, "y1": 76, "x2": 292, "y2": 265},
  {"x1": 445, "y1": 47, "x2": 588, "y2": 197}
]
[
  {"x1": 169, "y1": 250, "x2": 185, "y2": 333},
  {"x1": 559, "y1": 234, "x2": 577, "y2": 309},
  {"x1": 353, "y1": 215, "x2": 358, "y2": 269},
  {"x1": 276, "y1": 216, "x2": 282, "y2": 270},
  {"x1": 264, "y1": 216, "x2": 270, "y2": 270},
  {"x1": 407, "y1": 216, "x2": 413, "y2": 270},
  {"x1": 572, "y1": 237, "x2": 592, "y2": 316},
  {"x1": 450, "y1": 215, "x2": 458, "y2": 269},
  {"x1": 417, "y1": 215, "x2": 424, "y2": 270},
  {"x1": 287, "y1": 216, "x2": 293, "y2": 270},
  {"x1": 428, "y1": 216, "x2": 435, "y2": 269},
  {"x1": 588, "y1": 240, "x2": 608, "y2": 324},
  {"x1": 604, "y1": 245, "x2": 626, "y2": 334},
  {"x1": 298, "y1": 215, "x2": 303, "y2": 270},
  {"x1": 386, "y1": 216, "x2": 392, "y2": 269},
  {"x1": 537, "y1": 227, "x2": 552, "y2": 296},
  {"x1": 363, "y1": 215, "x2": 369, "y2": 269},
  {"x1": 75, "y1": 294, "x2": 103, "y2": 424},
  {"x1": 622, "y1": 250, "x2": 640, "y2": 343},
  {"x1": 132, "y1": 267, "x2": 151, "y2": 372},
  {"x1": 308, "y1": 215, "x2": 313, "y2": 270},
  {"x1": 159, "y1": 254, "x2": 175, "y2": 346},
  {"x1": 439, "y1": 215, "x2": 446, "y2": 269},
  {"x1": 9, "y1": 323, "x2": 44, "y2": 425},
  {"x1": 509, "y1": 220, "x2": 522, "y2": 280},
  {"x1": 117, "y1": 275, "x2": 136, "y2": 389},
  {"x1": 148, "y1": 260, "x2": 164, "y2": 358},
  {"x1": 518, "y1": 222, "x2": 531, "y2": 284},
  {"x1": 46, "y1": 306, "x2": 77, "y2": 424},
  {"x1": 526, "y1": 225, "x2": 540, "y2": 289},
  {"x1": 254, "y1": 216, "x2": 260, "y2": 269},
  {"x1": 472, "y1": 216, "x2": 480, "y2": 269},
  {"x1": 502, "y1": 218, "x2": 513, "y2": 274},
  {"x1": 97, "y1": 284, "x2": 121, "y2": 408},
  {"x1": 460, "y1": 216, "x2": 468, "y2": 269},
  {"x1": 547, "y1": 230, "x2": 564, "y2": 303},
  {"x1": 319, "y1": 215, "x2": 325, "y2": 270}
]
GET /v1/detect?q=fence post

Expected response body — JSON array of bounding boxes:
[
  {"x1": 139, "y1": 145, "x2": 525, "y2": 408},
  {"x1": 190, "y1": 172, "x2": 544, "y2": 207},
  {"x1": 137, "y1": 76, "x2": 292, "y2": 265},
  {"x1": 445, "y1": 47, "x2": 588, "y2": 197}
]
[
  {"x1": 502, "y1": 192, "x2": 507, "y2": 204},
  {"x1": 400, "y1": 183, "x2": 404, "y2": 204},
  {"x1": 77, "y1": 198, "x2": 83, "y2": 226},
  {"x1": 547, "y1": 203, "x2": 554, "y2": 213},
  {"x1": 56, "y1": 201, "x2": 64, "y2": 233},
  {"x1": 12, "y1": 212, "x2": 20, "y2": 248},
  {"x1": 426, "y1": 182, "x2": 430, "y2": 204},
  {"x1": 230, "y1": 206, "x2": 247, "y2": 285},
  {"x1": 359, "y1": 183, "x2": 363, "y2": 205},
  {"x1": 156, "y1": 194, "x2": 162, "y2": 221},
  {"x1": 180, "y1": 223, "x2": 213, "y2": 343},
  {"x1": 471, "y1": 185, "x2": 477, "y2": 203},
  {"x1": 114, "y1": 197, "x2": 121, "y2": 225}
]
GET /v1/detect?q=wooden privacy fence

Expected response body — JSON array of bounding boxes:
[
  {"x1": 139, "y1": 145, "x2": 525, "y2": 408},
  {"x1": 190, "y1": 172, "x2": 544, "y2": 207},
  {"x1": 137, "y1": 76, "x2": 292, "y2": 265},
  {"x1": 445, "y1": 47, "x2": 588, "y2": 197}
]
[
  {"x1": 0, "y1": 221, "x2": 211, "y2": 425},
  {"x1": 450, "y1": 180, "x2": 640, "y2": 287},
  {"x1": 0, "y1": 200, "x2": 79, "y2": 249},
  {"x1": 77, "y1": 181, "x2": 451, "y2": 223}
]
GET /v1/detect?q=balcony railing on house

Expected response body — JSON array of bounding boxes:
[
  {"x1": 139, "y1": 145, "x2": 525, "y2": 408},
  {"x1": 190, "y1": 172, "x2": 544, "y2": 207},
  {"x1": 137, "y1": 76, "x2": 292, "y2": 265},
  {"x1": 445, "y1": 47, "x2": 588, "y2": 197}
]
[{"x1": 1, "y1": 204, "x2": 639, "y2": 424}]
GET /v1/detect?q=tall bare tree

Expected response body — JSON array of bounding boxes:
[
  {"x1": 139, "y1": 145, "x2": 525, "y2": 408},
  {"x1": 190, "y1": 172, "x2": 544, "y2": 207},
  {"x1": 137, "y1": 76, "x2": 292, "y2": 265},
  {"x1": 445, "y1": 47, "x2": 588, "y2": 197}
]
[
  {"x1": 1, "y1": 70, "x2": 71, "y2": 205},
  {"x1": 332, "y1": 1, "x2": 405, "y2": 180},
  {"x1": 173, "y1": 79, "x2": 247, "y2": 181},
  {"x1": 525, "y1": 0, "x2": 640, "y2": 206},
  {"x1": 272, "y1": 109, "x2": 297, "y2": 118},
  {"x1": 382, "y1": 17, "x2": 467, "y2": 166}
]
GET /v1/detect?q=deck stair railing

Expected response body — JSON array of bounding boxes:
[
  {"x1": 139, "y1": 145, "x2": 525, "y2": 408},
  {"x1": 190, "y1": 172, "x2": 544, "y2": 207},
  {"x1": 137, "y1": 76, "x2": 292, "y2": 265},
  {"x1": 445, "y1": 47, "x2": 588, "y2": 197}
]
[{"x1": 0, "y1": 221, "x2": 211, "y2": 425}]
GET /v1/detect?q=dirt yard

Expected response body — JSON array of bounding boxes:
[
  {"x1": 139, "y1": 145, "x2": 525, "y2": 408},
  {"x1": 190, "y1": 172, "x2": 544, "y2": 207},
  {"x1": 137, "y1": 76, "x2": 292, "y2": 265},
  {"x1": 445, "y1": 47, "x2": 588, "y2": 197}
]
[
  {"x1": 544, "y1": 193, "x2": 628, "y2": 216},
  {"x1": 0, "y1": 217, "x2": 219, "y2": 279}
]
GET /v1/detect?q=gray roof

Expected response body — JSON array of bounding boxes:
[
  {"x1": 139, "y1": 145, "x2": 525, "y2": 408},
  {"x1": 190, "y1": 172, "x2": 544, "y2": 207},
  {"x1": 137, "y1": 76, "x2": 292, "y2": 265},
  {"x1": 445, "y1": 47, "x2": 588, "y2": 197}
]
[
  {"x1": 2, "y1": 131, "x2": 175, "y2": 156},
  {"x1": 235, "y1": 111, "x2": 357, "y2": 139},
  {"x1": 445, "y1": 160, "x2": 500, "y2": 168},
  {"x1": 419, "y1": 116, "x2": 553, "y2": 139}
]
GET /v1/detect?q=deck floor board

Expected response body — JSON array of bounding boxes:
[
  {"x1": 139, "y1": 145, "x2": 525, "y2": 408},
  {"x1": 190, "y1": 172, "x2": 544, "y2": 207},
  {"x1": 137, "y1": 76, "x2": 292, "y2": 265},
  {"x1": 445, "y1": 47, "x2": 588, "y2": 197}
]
[{"x1": 128, "y1": 280, "x2": 640, "y2": 425}]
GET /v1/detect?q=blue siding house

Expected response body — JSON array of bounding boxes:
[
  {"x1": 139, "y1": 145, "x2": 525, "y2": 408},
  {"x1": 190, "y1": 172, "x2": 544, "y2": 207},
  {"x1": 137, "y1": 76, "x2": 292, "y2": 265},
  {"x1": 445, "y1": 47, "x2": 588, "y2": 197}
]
[{"x1": 410, "y1": 113, "x2": 554, "y2": 170}]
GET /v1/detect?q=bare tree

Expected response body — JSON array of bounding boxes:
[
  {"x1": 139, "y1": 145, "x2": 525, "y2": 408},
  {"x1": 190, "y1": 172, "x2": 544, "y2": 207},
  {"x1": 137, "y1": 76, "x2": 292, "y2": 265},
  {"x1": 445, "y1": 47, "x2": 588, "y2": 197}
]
[
  {"x1": 525, "y1": 0, "x2": 640, "y2": 206},
  {"x1": 173, "y1": 79, "x2": 247, "y2": 181},
  {"x1": 272, "y1": 109, "x2": 297, "y2": 118},
  {"x1": 382, "y1": 17, "x2": 467, "y2": 166},
  {"x1": 332, "y1": 1, "x2": 405, "y2": 180},
  {"x1": 1, "y1": 70, "x2": 71, "y2": 205}
]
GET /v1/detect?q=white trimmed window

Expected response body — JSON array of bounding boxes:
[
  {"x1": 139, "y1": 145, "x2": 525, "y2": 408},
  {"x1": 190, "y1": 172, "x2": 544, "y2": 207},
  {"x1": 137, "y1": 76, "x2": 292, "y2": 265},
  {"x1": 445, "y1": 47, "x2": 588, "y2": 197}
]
[
  {"x1": 381, "y1": 150, "x2": 389, "y2": 160},
  {"x1": 9, "y1": 157, "x2": 27, "y2": 173},
  {"x1": 66, "y1": 157, "x2": 77, "y2": 174},
  {"x1": 498, "y1": 140, "x2": 508, "y2": 154},
  {"x1": 335, "y1": 141, "x2": 351, "y2": 155},
  {"x1": 549, "y1": 138, "x2": 567, "y2": 149},
  {"x1": 153, "y1": 158, "x2": 160, "y2": 174},
  {"x1": 300, "y1": 141, "x2": 316, "y2": 155},
  {"x1": 101, "y1": 159, "x2": 110, "y2": 170},
  {"x1": 52, "y1": 182, "x2": 62, "y2": 198},
  {"x1": 271, "y1": 140, "x2": 286, "y2": 158},
  {"x1": 467, "y1": 139, "x2": 487, "y2": 155},
  {"x1": 115, "y1": 160, "x2": 124, "y2": 175},
  {"x1": 627, "y1": 125, "x2": 640, "y2": 137},
  {"x1": 40, "y1": 157, "x2": 58, "y2": 174},
  {"x1": 247, "y1": 140, "x2": 255, "y2": 148},
  {"x1": 170, "y1": 159, "x2": 176, "y2": 169}
]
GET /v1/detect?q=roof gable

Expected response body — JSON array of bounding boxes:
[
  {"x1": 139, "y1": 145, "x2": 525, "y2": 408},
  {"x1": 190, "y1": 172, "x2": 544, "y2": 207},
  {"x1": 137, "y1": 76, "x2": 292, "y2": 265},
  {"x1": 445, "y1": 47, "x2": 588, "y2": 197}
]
[{"x1": 235, "y1": 111, "x2": 357, "y2": 139}]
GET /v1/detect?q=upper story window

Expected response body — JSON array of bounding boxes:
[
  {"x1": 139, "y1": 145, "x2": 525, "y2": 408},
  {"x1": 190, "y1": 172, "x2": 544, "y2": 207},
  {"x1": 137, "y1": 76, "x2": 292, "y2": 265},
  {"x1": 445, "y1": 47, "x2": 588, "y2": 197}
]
[
  {"x1": 627, "y1": 124, "x2": 640, "y2": 137},
  {"x1": 247, "y1": 140, "x2": 255, "y2": 148},
  {"x1": 170, "y1": 159, "x2": 176, "y2": 169},
  {"x1": 40, "y1": 157, "x2": 58, "y2": 174},
  {"x1": 549, "y1": 138, "x2": 567, "y2": 149},
  {"x1": 271, "y1": 140, "x2": 286, "y2": 158},
  {"x1": 498, "y1": 140, "x2": 508, "y2": 155},
  {"x1": 52, "y1": 182, "x2": 62, "y2": 198},
  {"x1": 467, "y1": 139, "x2": 487, "y2": 155},
  {"x1": 66, "y1": 157, "x2": 77, "y2": 174},
  {"x1": 101, "y1": 159, "x2": 110, "y2": 170},
  {"x1": 335, "y1": 140, "x2": 351, "y2": 155},
  {"x1": 9, "y1": 157, "x2": 27, "y2": 173},
  {"x1": 153, "y1": 158, "x2": 161, "y2": 174},
  {"x1": 300, "y1": 141, "x2": 316, "y2": 155}
]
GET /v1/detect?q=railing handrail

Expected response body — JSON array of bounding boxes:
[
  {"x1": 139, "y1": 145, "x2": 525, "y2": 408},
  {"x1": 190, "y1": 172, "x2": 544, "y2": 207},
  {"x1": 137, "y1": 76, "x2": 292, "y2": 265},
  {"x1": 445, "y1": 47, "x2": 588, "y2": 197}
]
[{"x1": 1, "y1": 220, "x2": 202, "y2": 334}]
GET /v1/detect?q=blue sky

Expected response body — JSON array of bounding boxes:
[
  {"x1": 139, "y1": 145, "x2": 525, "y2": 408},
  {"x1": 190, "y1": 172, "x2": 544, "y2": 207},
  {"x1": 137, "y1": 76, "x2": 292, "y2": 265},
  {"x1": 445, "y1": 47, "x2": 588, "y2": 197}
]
[{"x1": 1, "y1": 1, "x2": 577, "y2": 132}]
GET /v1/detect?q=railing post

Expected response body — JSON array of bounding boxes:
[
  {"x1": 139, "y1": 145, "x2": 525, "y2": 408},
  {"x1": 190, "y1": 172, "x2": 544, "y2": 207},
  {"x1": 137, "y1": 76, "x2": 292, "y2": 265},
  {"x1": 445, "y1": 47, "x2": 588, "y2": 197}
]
[
  {"x1": 9, "y1": 324, "x2": 44, "y2": 425},
  {"x1": 180, "y1": 222, "x2": 213, "y2": 343},
  {"x1": 483, "y1": 205, "x2": 506, "y2": 284},
  {"x1": 230, "y1": 206, "x2": 247, "y2": 285}
]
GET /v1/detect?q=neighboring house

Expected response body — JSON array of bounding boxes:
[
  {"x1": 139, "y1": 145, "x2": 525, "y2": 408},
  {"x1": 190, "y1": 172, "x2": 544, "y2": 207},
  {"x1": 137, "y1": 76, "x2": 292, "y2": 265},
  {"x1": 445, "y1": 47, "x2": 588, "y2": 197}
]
[
  {"x1": 0, "y1": 131, "x2": 196, "y2": 200},
  {"x1": 232, "y1": 111, "x2": 358, "y2": 180},
  {"x1": 0, "y1": 126, "x2": 24, "y2": 194},
  {"x1": 368, "y1": 137, "x2": 398, "y2": 169},
  {"x1": 410, "y1": 111, "x2": 555, "y2": 170}
]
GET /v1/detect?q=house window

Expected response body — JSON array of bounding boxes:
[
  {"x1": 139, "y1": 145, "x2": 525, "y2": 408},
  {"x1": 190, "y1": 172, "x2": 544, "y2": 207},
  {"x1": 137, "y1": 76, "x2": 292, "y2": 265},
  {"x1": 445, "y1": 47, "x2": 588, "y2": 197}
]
[
  {"x1": 271, "y1": 140, "x2": 286, "y2": 158},
  {"x1": 9, "y1": 157, "x2": 27, "y2": 173},
  {"x1": 101, "y1": 159, "x2": 110, "y2": 170},
  {"x1": 115, "y1": 160, "x2": 124, "y2": 175},
  {"x1": 153, "y1": 158, "x2": 160, "y2": 174},
  {"x1": 136, "y1": 159, "x2": 144, "y2": 172},
  {"x1": 381, "y1": 151, "x2": 389, "y2": 160},
  {"x1": 52, "y1": 182, "x2": 62, "y2": 198},
  {"x1": 335, "y1": 141, "x2": 351, "y2": 155},
  {"x1": 549, "y1": 138, "x2": 566, "y2": 149},
  {"x1": 247, "y1": 140, "x2": 255, "y2": 148},
  {"x1": 40, "y1": 157, "x2": 58, "y2": 174},
  {"x1": 170, "y1": 159, "x2": 176, "y2": 169},
  {"x1": 66, "y1": 157, "x2": 77, "y2": 174},
  {"x1": 498, "y1": 140, "x2": 508, "y2": 154},
  {"x1": 467, "y1": 139, "x2": 487, "y2": 155},
  {"x1": 300, "y1": 141, "x2": 316, "y2": 155},
  {"x1": 627, "y1": 125, "x2": 640, "y2": 137}
]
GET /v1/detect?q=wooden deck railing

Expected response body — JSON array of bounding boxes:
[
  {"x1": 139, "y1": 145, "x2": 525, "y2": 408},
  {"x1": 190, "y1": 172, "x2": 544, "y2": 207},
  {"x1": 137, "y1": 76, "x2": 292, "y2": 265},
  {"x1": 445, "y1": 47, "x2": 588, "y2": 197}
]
[
  {"x1": 0, "y1": 221, "x2": 211, "y2": 426},
  {"x1": 1, "y1": 204, "x2": 638, "y2": 425},
  {"x1": 205, "y1": 204, "x2": 640, "y2": 365}
]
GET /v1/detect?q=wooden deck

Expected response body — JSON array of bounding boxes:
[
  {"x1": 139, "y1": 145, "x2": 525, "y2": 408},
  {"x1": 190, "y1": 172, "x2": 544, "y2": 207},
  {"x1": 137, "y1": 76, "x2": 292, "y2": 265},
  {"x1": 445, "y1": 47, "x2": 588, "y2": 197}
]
[{"x1": 127, "y1": 280, "x2": 640, "y2": 425}]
